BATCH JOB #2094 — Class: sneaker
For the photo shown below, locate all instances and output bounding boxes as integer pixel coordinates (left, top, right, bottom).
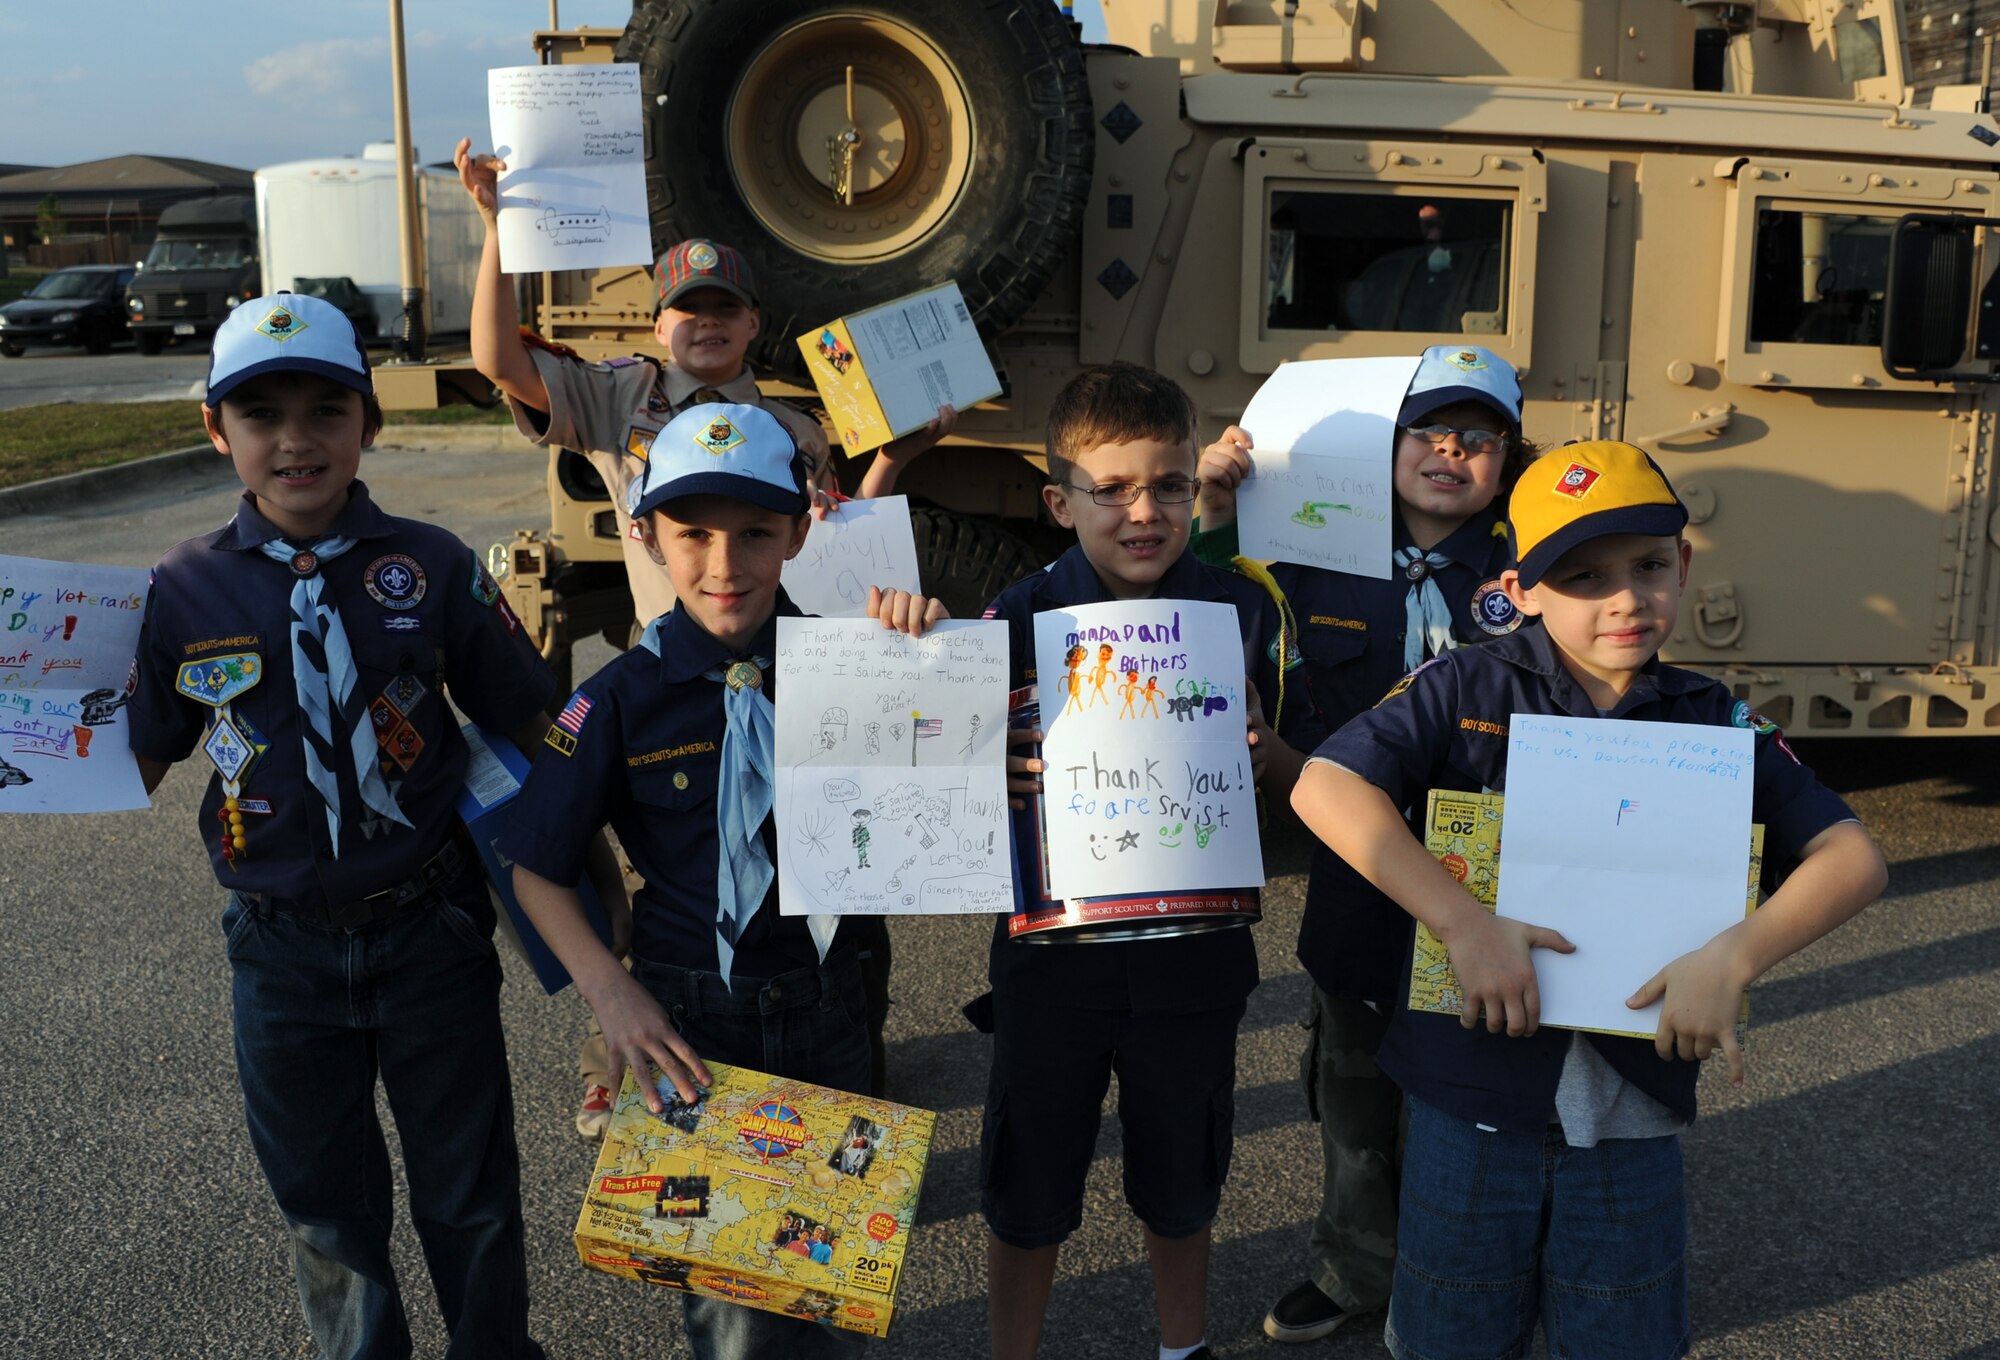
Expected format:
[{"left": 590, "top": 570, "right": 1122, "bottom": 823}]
[
  {"left": 1263, "top": 1280, "right": 1352, "bottom": 1343},
  {"left": 576, "top": 1082, "right": 613, "bottom": 1140}
]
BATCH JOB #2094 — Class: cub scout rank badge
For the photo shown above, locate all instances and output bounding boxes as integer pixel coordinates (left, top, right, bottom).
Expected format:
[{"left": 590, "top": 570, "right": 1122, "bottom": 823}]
[
  {"left": 1470, "top": 580, "right": 1521, "bottom": 635},
  {"left": 176, "top": 653, "right": 261, "bottom": 707},
  {"left": 694, "top": 415, "right": 745, "bottom": 456},
  {"left": 1554, "top": 463, "right": 1600, "bottom": 499},
  {"left": 363, "top": 554, "right": 426, "bottom": 610},
  {"left": 201, "top": 713, "right": 257, "bottom": 787},
  {"left": 1267, "top": 630, "right": 1303, "bottom": 671},
  {"left": 625, "top": 425, "right": 657, "bottom": 463},
  {"left": 370, "top": 676, "right": 429, "bottom": 772},
  {"left": 255, "top": 305, "right": 306, "bottom": 342}
]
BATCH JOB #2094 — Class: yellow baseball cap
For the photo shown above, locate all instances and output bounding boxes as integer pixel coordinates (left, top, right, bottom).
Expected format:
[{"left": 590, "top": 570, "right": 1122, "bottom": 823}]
[{"left": 1508, "top": 441, "right": 1688, "bottom": 587}]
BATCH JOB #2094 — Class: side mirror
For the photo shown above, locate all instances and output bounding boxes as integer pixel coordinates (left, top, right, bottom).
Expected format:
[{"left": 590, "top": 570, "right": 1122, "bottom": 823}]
[{"left": 1881, "top": 214, "right": 1979, "bottom": 380}]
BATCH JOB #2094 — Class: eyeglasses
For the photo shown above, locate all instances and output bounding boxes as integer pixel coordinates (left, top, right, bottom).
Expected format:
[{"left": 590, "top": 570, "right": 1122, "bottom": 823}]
[
  {"left": 1061, "top": 477, "right": 1200, "bottom": 506},
  {"left": 1404, "top": 424, "right": 1510, "bottom": 456}
]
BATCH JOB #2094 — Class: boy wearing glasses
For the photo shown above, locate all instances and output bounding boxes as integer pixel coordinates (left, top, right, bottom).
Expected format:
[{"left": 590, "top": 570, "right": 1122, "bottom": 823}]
[
  {"left": 1190, "top": 345, "right": 1536, "bottom": 1342},
  {"left": 977, "top": 363, "right": 1316, "bottom": 1360}
]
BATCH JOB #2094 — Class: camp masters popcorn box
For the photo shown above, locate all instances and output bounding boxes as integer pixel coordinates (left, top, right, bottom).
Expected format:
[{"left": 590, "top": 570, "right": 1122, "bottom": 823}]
[
  {"left": 797, "top": 280, "right": 1001, "bottom": 454},
  {"left": 575, "top": 1061, "right": 936, "bottom": 1337}
]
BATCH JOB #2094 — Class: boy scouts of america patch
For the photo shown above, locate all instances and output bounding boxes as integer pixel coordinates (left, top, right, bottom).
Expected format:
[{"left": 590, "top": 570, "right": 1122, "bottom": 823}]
[
  {"left": 687, "top": 241, "right": 720, "bottom": 271},
  {"left": 1471, "top": 580, "right": 1521, "bottom": 635},
  {"left": 363, "top": 554, "right": 426, "bottom": 610},
  {"left": 1554, "top": 463, "right": 1600, "bottom": 499},
  {"left": 1447, "top": 349, "right": 1487, "bottom": 371},
  {"left": 255, "top": 306, "right": 306, "bottom": 342},
  {"left": 695, "top": 415, "right": 745, "bottom": 456}
]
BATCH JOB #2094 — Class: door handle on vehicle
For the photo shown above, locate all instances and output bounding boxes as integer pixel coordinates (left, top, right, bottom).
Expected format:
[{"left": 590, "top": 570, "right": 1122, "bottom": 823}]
[{"left": 1631, "top": 405, "right": 1734, "bottom": 447}]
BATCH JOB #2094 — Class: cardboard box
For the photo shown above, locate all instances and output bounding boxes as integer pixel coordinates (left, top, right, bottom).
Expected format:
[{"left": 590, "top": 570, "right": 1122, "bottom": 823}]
[
  {"left": 1412, "top": 789, "right": 1762, "bottom": 1037},
  {"left": 575, "top": 1062, "right": 935, "bottom": 1338},
  {"left": 453, "top": 722, "right": 611, "bottom": 994},
  {"left": 797, "top": 281, "right": 1002, "bottom": 454}
]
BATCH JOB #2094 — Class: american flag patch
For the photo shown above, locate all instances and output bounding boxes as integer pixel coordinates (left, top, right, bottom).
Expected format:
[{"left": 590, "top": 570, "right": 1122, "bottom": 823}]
[
  {"left": 914, "top": 718, "right": 943, "bottom": 739},
  {"left": 556, "top": 691, "right": 594, "bottom": 735}
]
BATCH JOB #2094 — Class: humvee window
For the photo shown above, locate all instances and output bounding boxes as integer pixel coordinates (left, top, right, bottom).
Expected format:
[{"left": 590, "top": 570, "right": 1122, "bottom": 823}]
[
  {"left": 1265, "top": 191, "right": 1510, "bottom": 334},
  {"left": 1748, "top": 208, "right": 1896, "bottom": 348}
]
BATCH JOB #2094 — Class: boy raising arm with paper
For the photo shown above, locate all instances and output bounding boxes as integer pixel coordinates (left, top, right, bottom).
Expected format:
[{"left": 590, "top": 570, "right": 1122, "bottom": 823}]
[{"left": 1290, "top": 440, "right": 1885, "bottom": 1360}]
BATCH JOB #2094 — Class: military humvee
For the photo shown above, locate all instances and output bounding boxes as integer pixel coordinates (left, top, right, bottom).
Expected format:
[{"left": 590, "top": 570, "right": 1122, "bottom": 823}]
[{"left": 377, "top": 0, "right": 2000, "bottom": 734}]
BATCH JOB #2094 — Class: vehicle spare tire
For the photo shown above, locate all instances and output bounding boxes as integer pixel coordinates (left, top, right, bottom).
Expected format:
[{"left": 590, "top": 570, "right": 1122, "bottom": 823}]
[
  {"left": 618, "top": 0, "right": 1092, "bottom": 379},
  {"left": 909, "top": 504, "right": 1047, "bottom": 622}
]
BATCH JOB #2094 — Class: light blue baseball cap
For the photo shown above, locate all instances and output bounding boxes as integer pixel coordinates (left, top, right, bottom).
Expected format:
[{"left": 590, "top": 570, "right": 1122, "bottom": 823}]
[
  {"left": 629, "top": 402, "right": 810, "bottom": 519},
  {"left": 1396, "top": 345, "right": 1522, "bottom": 428},
  {"left": 206, "top": 292, "right": 371, "bottom": 405}
]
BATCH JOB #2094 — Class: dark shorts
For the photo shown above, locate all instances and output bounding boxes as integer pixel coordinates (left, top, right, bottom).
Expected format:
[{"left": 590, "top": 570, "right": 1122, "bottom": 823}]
[{"left": 980, "top": 988, "right": 1245, "bottom": 1250}]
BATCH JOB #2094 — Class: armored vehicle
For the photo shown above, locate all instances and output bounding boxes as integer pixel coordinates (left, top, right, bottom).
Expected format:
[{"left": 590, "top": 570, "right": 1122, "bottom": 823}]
[{"left": 378, "top": 0, "right": 2000, "bottom": 735}]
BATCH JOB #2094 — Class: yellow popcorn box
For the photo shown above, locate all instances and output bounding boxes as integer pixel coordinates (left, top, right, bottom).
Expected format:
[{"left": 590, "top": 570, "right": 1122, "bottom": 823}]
[{"left": 575, "top": 1061, "right": 935, "bottom": 1338}]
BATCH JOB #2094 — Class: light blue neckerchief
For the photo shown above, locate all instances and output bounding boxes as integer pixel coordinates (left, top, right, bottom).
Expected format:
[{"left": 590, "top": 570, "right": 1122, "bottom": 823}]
[
  {"left": 1394, "top": 545, "right": 1458, "bottom": 672},
  {"left": 640, "top": 617, "right": 837, "bottom": 987},
  {"left": 256, "top": 535, "right": 412, "bottom": 855}
]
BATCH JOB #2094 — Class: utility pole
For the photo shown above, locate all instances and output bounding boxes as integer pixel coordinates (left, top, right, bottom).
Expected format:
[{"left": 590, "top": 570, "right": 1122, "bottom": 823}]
[{"left": 388, "top": 0, "right": 427, "bottom": 360}]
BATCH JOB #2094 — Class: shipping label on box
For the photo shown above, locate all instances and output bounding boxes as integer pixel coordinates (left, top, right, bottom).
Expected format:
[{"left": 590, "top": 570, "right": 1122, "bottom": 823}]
[
  {"left": 797, "top": 281, "right": 1002, "bottom": 454},
  {"left": 575, "top": 1061, "right": 936, "bottom": 1338}
]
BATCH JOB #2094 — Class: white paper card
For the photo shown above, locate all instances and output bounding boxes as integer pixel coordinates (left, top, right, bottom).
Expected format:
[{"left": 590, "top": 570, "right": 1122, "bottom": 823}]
[
  {"left": 0, "top": 555, "right": 152, "bottom": 813},
  {"left": 1495, "top": 715, "right": 1755, "bottom": 1036},
  {"left": 488, "top": 64, "right": 651, "bottom": 273},
  {"left": 774, "top": 618, "right": 1011, "bottom": 916},
  {"left": 780, "top": 496, "right": 922, "bottom": 619},
  {"left": 1234, "top": 356, "right": 1417, "bottom": 579},
  {"left": 1032, "top": 600, "right": 1264, "bottom": 898}
]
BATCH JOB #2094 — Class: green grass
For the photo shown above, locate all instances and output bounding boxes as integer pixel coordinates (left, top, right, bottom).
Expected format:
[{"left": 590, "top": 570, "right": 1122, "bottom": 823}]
[
  {"left": 0, "top": 400, "right": 209, "bottom": 491},
  {"left": 0, "top": 399, "right": 517, "bottom": 492}
]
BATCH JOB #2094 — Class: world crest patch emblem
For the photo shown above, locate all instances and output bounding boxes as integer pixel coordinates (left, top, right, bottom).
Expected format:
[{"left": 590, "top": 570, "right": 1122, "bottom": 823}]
[{"left": 694, "top": 415, "right": 745, "bottom": 456}]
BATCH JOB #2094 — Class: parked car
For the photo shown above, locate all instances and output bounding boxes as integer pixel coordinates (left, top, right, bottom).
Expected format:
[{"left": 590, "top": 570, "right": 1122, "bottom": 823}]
[{"left": 0, "top": 265, "right": 136, "bottom": 356}]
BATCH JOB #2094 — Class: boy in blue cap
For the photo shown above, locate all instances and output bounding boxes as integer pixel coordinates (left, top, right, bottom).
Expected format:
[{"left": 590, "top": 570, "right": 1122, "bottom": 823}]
[
  {"left": 127, "top": 292, "right": 556, "bottom": 1359},
  {"left": 1292, "top": 440, "right": 1887, "bottom": 1360},
  {"left": 504, "top": 401, "right": 946, "bottom": 1360},
  {"left": 1191, "top": 344, "right": 1534, "bottom": 1341},
  {"left": 457, "top": 138, "right": 945, "bottom": 1126}
]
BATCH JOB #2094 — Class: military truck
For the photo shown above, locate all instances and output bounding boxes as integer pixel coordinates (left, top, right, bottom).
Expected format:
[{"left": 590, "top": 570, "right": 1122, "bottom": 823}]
[{"left": 378, "top": 0, "right": 2000, "bottom": 735}]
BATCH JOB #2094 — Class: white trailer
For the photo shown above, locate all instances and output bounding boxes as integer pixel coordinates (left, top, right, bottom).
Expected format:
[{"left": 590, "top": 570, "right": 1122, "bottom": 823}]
[{"left": 254, "top": 143, "right": 480, "bottom": 338}]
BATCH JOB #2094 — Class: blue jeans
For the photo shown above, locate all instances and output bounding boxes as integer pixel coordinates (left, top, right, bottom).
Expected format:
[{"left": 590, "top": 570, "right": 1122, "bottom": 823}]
[
  {"left": 224, "top": 865, "right": 543, "bottom": 1360},
  {"left": 633, "top": 951, "right": 873, "bottom": 1360},
  {"left": 1386, "top": 1096, "right": 1690, "bottom": 1360}
]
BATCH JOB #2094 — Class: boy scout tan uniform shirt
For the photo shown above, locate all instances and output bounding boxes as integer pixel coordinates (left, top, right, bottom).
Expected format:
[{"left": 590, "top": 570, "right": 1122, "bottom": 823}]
[{"left": 509, "top": 349, "right": 831, "bottom": 628}]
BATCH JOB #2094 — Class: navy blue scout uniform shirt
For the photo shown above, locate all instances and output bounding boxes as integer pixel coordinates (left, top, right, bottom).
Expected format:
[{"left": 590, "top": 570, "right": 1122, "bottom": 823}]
[
  {"left": 1231, "top": 507, "right": 1524, "bottom": 1003},
  {"left": 503, "top": 591, "right": 837, "bottom": 977},
  {"left": 1314, "top": 623, "right": 1854, "bottom": 1131},
  {"left": 130, "top": 484, "right": 556, "bottom": 904},
  {"left": 983, "top": 545, "right": 1313, "bottom": 1013}
]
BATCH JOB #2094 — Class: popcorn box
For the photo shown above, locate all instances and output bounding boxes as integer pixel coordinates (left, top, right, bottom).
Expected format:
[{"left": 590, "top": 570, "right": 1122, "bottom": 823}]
[
  {"left": 574, "top": 1062, "right": 936, "bottom": 1338},
  {"left": 796, "top": 280, "right": 1001, "bottom": 454}
]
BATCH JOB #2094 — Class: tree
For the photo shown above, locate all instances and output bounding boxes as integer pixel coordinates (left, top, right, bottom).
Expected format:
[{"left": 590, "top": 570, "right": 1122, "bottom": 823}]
[{"left": 35, "top": 194, "right": 60, "bottom": 245}]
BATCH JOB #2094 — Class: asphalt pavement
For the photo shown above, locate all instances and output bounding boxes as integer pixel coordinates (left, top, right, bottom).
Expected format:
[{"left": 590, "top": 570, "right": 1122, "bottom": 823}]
[
  {"left": 0, "top": 343, "right": 210, "bottom": 409},
  {"left": 3, "top": 440, "right": 1998, "bottom": 1359}
]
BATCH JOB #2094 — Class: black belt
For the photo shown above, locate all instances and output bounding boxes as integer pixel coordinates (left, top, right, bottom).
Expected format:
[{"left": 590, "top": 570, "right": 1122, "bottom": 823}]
[{"left": 251, "top": 840, "right": 465, "bottom": 929}]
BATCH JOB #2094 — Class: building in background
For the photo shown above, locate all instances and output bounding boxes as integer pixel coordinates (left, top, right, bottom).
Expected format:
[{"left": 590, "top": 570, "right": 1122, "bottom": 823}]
[{"left": 0, "top": 155, "right": 252, "bottom": 268}]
